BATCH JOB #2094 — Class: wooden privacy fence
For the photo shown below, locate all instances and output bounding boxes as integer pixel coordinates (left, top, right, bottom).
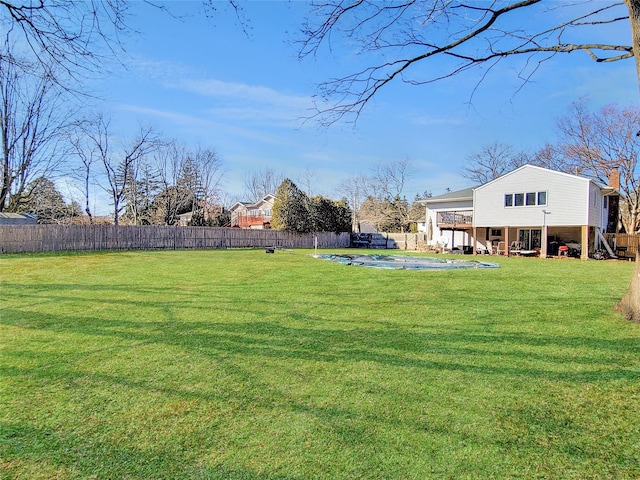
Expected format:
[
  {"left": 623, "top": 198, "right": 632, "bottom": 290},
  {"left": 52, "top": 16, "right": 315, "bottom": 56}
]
[
  {"left": 385, "top": 233, "right": 428, "bottom": 251},
  {"left": 603, "top": 233, "right": 639, "bottom": 258},
  {"left": 0, "top": 225, "right": 351, "bottom": 254}
]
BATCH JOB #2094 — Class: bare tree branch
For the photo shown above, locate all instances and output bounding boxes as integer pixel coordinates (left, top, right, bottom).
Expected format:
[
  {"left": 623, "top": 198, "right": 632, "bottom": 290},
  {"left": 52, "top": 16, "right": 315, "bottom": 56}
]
[
  {"left": 299, "top": 0, "right": 632, "bottom": 125},
  {"left": 0, "top": 49, "right": 73, "bottom": 211},
  {"left": 0, "top": 0, "right": 131, "bottom": 88}
]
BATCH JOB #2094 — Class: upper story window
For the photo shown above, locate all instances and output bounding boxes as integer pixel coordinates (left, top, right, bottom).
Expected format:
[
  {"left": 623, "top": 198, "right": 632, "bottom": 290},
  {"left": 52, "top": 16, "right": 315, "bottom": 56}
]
[
  {"left": 505, "top": 191, "right": 547, "bottom": 208},
  {"left": 538, "top": 191, "right": 547, "bottom": 205}
]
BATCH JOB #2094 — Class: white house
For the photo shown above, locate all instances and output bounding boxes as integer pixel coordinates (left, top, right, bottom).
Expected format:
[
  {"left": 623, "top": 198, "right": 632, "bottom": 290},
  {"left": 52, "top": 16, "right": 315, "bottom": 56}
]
[
  {"left": 422, "top": 186, "right": 476, "bottom": 252},
  {"left": 423, "top": 165, "right": 619, "bottom": 259},
  {"left": 230, "top": 194, "right": 276, "bottom": 229}
]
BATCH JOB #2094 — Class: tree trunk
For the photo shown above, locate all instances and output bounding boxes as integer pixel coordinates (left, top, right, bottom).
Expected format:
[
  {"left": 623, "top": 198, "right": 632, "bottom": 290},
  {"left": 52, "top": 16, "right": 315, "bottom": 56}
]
[
  {"left": 627, "top": 0, "right": 640, "bottom": 86},
  {"left": 617, "top": 1, "right": 640, "bottom": 321},
  {"left": 616, "top": 252, "right": 640, "bottom": 322}
]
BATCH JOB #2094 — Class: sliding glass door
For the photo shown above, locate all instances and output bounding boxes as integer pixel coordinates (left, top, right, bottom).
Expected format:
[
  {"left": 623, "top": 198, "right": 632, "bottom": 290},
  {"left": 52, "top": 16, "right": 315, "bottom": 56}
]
[{"left": 518, "top": 229, "right": 542, "bottom": 250}]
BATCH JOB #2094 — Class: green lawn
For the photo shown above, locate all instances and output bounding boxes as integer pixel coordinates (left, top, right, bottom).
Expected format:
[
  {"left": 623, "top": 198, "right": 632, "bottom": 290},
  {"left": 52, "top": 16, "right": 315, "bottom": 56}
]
[{"left": 1, "top": 249, "right": 639, "bottom": 479}]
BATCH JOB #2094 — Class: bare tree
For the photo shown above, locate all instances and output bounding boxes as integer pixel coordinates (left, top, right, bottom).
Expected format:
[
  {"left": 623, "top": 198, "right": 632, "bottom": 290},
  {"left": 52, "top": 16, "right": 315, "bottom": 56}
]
[
  {"left": 532, "top": 143, "right": 572, "bottom": 174},
  {"left": 299, "top": 1, "right": 634, "bottom": 125},
  {"left": 150, "top": 141, "right": 186, "bottom": 226},
  {"left": 0, "top": 50, "right": 72, "bottom": 212},
  {"left": 111, "top": 127, "right": 158, "bottom": 225},
  {"left": 337, "top": 159, "right": 415, "bottom": 232},
  {"left": 183, "top": 145, "right": 225, "bottom": 219},
  {"left": 296, "top": 167, "right": 318, "bottom": 197},
  {"left": 370, "top": 158, "right": 412, "bottom": 201},
  {"left": 370, "top": 158, "right": 414, "bottom": 231},
  {"left": 68, "top": 118, "right": 101, "bottom": 223},
  {"left": 85, "top": 115, "right": 158, "bottom": 225},
  {"left": 462, "top": 142, "right": 531, "bottom": 185},
  {"left": 336, "top": 174, "right": 370, "bottom": 231},
  {"left": 243, "top": 167, "right": 285, "bottom": 202},
  {"left": 539, "top": 99, "right": 640, "bottom": 233},
  {"left": 149, "top": 141, "right": 224, "bottom": 225}
]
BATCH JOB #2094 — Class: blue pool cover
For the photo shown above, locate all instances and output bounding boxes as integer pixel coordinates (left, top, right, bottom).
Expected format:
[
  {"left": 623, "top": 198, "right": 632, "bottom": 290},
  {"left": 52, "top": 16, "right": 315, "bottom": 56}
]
[{"left": 312, "top": 253, "right": 499, "bottom": 270}]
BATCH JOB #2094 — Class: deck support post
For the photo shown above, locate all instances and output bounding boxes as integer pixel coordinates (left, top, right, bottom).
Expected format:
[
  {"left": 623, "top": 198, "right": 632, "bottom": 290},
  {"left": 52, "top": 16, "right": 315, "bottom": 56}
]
[
  {"left": 581, "top": 225, "right": 589, "bottom": 260},
  {"left": 472, "top": 227, "right": 478, "bottom": 255},
  {"left": 504, "top": 227, "right": 510, "bottom": 256}
]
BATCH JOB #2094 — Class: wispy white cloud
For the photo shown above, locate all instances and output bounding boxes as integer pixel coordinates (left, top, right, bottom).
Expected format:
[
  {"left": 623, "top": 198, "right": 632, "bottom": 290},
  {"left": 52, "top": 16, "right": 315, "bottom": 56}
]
[
  {"left": 118, "top": 104, "right": 289, "bottom": 145},
  {"left": 177, "top": 78, "right": 311, "bottom": 110},
  {"left": 127, "top": 58, "right": 315, "bottom": 126}
]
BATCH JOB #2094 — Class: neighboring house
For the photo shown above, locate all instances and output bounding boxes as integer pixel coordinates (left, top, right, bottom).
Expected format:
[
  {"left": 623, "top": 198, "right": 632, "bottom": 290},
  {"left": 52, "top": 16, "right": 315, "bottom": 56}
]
[
  {"left": 422, "top": 165, "right": 620, "bottom": 259},
  {"left": 230, "top": 194, "right": 276, "bottom": 229},
  {"left": 177, "top": 212, "right": 193, "bottom": 226},
  {"left": 0, "top": 213, "right": 38, "bottom": 225},
  {"left": 177, "top": 204, "right": 227, "bottom": 226},
  {"left": 357, "top": 220, "right": 378, "bottom": 233}
]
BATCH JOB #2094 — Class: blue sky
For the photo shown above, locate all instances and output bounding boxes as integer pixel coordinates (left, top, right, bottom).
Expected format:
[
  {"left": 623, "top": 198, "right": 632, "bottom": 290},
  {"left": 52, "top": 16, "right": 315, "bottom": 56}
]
[{"left": 87, "top": 1, "right": 638, "bottom": 212}]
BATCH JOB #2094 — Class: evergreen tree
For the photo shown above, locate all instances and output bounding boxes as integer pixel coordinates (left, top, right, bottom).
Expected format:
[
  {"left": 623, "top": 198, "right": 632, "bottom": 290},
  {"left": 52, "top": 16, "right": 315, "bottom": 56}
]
[
  {"left": 332, "top": 198, "right": 353, "bottom": 233},
  {"left": 17, "top": 177, "right": 79, "bottom": 223},
  {"left": 272, "top": 179, "right": 311, "bottom": 233},
  {"left": 308, "top": 196, "right": 352, "bottom": 233}
]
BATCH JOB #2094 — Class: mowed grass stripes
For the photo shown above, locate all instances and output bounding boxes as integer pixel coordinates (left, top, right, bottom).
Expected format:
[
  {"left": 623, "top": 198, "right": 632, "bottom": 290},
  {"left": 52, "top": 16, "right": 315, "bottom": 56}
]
[{"left": 1, "top": 249, "right": 638, "bottom": 479}]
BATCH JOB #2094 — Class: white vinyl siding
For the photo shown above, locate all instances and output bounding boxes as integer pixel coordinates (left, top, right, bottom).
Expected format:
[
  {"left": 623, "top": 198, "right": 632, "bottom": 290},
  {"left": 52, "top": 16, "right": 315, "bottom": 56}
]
[
  {"left": 473, "top": 165, "right": 591, "bottom": 227},
  {"left": 588, "top": 182, "right": 607, "bottom": 229},
  {"left": 425, "top": 197, "right": 474, "bottom": 248}
]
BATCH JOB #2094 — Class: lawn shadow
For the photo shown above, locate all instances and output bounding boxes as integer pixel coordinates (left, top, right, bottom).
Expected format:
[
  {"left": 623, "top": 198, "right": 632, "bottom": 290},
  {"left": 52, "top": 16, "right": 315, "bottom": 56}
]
[{"left": 0, "top": 420, "right": 303, "bottom": 480}]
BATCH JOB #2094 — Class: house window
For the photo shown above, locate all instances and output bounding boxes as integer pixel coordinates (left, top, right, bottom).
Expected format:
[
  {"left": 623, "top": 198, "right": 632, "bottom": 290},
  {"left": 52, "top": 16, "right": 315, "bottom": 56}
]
[
  {"left": 491, "top": 229, "right": 502, "bottom": 236},
  {"left": 525, "top": 192, "right": 536, "bottom": 206},
  {"left": 514, "top": 193, "right": 525, "bottom": 206},
  {"left": 538, "top": 191, "right": 547, "bottom": 206},
  {"left": 604, "top": 196, "right": 608, "bottom": 208},
  {"left": 504, "top": 194, "right": 513, "bottom": 207},
  {"left": 505, "top": 191, "right": 548, "bottom": 207}
]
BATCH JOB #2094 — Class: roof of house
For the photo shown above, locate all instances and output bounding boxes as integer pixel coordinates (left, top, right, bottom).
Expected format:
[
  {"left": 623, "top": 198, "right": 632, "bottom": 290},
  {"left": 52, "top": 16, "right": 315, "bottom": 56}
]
[
  {"left": 0, "top": 213, "right": 37, "bottom": 225},
  {"left": 230, "top": 194, "right": 276, "bottom": 212},
  {"left": 422, "top": 186, "right": 477, "bottom": 205}
]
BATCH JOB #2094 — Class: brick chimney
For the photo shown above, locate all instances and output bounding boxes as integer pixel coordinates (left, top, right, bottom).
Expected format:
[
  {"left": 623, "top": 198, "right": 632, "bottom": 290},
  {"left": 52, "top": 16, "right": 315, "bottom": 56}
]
[{"left": 608, "top": 168, "right": 620, "bottom": 190}]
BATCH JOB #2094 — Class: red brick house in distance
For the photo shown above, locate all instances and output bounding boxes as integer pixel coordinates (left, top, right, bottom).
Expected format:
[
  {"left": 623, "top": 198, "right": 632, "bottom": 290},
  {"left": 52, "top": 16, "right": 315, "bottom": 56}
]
[{"left": 229, "top": 194, "right": 275, "bottom": 229}]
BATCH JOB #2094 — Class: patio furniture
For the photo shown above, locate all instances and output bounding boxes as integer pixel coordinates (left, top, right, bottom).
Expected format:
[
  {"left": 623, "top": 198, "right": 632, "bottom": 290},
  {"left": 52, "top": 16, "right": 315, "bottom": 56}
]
[{"left": 510, "top": 241, "right": 524, "bottom": 255}]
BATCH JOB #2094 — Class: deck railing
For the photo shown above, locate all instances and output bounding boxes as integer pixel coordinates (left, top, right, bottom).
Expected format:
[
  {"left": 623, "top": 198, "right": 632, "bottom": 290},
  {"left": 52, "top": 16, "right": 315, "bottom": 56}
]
[
  {"left": 235, "top": 214, "right": 271, "bottom": 228},
  {"left": 436, "top": 211, "right": 473, "bottom": 227}
]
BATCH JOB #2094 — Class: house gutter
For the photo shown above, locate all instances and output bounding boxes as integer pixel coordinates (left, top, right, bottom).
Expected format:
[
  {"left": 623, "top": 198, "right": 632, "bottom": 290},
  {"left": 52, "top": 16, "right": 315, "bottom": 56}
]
[{"left": 421, "top": 196, "right": 474, "bottom": 205}]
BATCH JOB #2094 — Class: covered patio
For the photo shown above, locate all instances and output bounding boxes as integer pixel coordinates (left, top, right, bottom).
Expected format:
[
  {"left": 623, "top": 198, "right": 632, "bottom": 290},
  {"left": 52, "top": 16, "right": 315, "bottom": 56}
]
[{"left": 473, "top": 225, "right": 603, "bottom": 259}]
